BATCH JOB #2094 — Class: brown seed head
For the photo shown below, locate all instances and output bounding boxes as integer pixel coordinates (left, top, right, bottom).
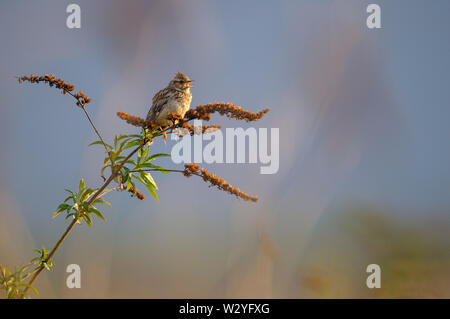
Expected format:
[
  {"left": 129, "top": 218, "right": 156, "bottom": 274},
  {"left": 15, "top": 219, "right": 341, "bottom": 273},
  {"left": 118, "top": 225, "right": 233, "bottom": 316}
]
[
  {"left": 183, "top": 165, "right": 258, "bottom": 202},
  {"left": 185, "top": 102, "right": 270, "bottom": 122}
]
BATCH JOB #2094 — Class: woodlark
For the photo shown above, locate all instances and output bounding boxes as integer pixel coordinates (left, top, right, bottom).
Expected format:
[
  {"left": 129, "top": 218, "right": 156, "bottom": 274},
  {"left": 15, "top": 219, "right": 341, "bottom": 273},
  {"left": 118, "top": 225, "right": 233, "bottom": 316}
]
[{"left": 146, "top": 72, "right": 193, "bottom": 127}]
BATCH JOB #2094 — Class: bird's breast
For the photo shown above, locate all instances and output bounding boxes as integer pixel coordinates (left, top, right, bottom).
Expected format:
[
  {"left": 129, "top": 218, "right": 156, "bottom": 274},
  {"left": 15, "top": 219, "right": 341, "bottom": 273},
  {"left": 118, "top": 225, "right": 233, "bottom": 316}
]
[{"left": 154, "top": 92, "right": 192, "bottom": 126}]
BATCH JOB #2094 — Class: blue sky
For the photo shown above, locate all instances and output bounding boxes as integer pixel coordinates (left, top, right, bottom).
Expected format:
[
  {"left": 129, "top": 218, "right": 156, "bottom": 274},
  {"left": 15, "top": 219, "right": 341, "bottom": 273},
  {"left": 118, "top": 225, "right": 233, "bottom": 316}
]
[
  {"left": 0, "top": 0, "right": 449, "bottom": 297},
  {"left": 1, "top": 0, "right": 449, "bottom": 230}
]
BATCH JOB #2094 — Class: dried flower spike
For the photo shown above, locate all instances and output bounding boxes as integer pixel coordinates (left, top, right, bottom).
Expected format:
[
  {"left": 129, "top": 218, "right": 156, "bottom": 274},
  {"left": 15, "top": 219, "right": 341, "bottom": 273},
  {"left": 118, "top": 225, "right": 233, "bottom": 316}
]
[
  {"left": 117, "top": 112, "right": 154, "bottom": 128},
  {"left": 126, "top": 185, "right": 145, "bottom": 200},
  {"left": 185, "top": 102, "right": 270, "bottom": 122},
  {"left": 178, "top": 123, "right": 221, "bottom": 137},
  {"left": 183, "top": 164, "right": 258, "bottom": 202},
  {"left": 18, "top": 74, "right": 91, "bottom": 107}
]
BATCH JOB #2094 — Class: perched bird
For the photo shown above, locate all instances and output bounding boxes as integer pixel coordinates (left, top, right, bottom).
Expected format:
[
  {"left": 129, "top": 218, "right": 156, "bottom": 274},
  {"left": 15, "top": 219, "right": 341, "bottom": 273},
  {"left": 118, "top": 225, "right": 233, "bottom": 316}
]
[{"left": 146, "top": 72, "right": 193, "bottom": 127}]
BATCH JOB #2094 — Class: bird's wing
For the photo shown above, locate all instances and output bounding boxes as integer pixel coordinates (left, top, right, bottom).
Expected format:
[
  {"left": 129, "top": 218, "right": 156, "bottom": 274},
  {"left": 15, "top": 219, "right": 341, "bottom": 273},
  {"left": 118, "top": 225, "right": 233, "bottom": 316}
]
[{"left": 146, "top": 88, "right": 170, "bottom": 122}]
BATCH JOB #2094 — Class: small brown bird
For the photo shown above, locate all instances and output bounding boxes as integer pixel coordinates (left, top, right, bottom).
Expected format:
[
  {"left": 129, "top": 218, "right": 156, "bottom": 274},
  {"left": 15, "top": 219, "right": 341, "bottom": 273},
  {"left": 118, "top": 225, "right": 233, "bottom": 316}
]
[{"left": 146, "top": 72, "right": 193, "bottom": 127}]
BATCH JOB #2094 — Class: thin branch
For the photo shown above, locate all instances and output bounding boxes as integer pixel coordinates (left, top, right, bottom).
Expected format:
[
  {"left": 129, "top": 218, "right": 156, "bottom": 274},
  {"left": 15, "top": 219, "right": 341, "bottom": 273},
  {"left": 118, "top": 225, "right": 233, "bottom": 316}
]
[
  {"left": 67, "top": 95, "right": 115, "bottom": 180},
  {"left": 22, "top": 142, "right": 147, "bottom": 295},
  {"left": 80, "top": 105, "right": 114, "bottom": 178},
  {"left": 16, "top": 74, "right": 263, "bottom": 298},
  {"left": 131, "top": 168, "right": 182, "bottom": 173},
  {"left": 132, "top": 167, "right": 258, "bottom": 202},
  {"left": 17, "top": 75, "right": 115, "bottom": 178}
]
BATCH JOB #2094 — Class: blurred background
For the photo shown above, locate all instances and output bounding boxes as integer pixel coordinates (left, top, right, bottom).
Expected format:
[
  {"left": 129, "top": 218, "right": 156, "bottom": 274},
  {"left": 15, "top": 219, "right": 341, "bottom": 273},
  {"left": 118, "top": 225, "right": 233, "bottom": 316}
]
[{"left": 0, "top": 0, "right": 449, "bottom": 298}]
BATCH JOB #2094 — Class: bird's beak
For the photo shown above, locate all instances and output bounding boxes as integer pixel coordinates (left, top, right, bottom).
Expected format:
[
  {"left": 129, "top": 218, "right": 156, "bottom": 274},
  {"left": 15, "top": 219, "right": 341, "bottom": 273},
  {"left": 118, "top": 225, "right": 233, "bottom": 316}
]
[{"left": 185, "top": 80, "right": 194, "bottom": 88}]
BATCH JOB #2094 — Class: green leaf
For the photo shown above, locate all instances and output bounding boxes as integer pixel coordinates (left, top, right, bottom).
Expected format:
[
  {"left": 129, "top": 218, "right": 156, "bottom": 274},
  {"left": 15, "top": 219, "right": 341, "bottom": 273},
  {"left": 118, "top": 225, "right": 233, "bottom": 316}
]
[
  {"left": 101, "top": 166, "right": 109, "bottom": 177},
  {"left": 114, "top": 135, "right": 119, "bottom": 150},
  {"left": 79, "top": 179, "right": 86, "bottom": 193},
  {"left": 89, "top": 140, "right": 112, "bottom": 149},
  {"left": 137, "top": 147, "right": 150, "bottom": 165},
  {"left": 63, "top": 195, "right": 73, "bottom": 203},
  {"left": 139, "top": 163, "right": 170, "bottom": 174},
  {"left": 53, "top": 204, "right": 70, "bottom": 218},
  {"left": 1, "top": 265, "right": 11, "bottom": 276},
  {"left": 123, "top": 140, "right": 140, "bottom": 150},
  {"left": 93, "top": 198, "right": 111, "bottom": 207},
  {"left": 89, "top": 207, "right": 106, "bottom": 221},
  {"left": 139, "top": 171, "right": 158, "bottom": 190},
  {"left": 126, "top": 179, "right": 133, "bottom": 191},
  {"left": 125, "top": 159, "right": 137, "bottom": 166},
  {"left": 20, "top": 284, "right": 39, "bottom": 296},
  {"left": 137, "top": 148, "right": 144, "bottom": 165},
  {"left": 148, "top": 153, "right": 170, "bottom": 161},
  {"left": 133, "top": 174, "right": 144, "bottom": 185},
  {"left": 6, "top": 286, "right": 14, "bottom": 299},
  {"left": 109, "top": 150, "right": 117, "bottom": 162},
  {"left": 19, "top": 263, "right": 32, "bottom": 273},
  {"left": 56, "top": 203, "right": 70, "bottom": 210},
  {"left": 116, "top": 134, "right": 128, "bottom": 141},
  {"left": 120, "top": 167, "right": 130, "bottom": 183},
  {"left": 53, "top": 210, "right": 64, "bottom": 219},
  {"left": 118, "top": 136, "right": 134, "bottom": 149},
  {"left": 81, "top": 188, "right": 96, "bottom": 202},
  {"left": 145, "top": 183, "right": 159, "bottom": 202},
  {"left": 83, "top": 213, "right": 93, "bottom": 226},
  {"left": 128, "top": 134, "right": 143, "bottom": 139},
  {"left": 142, "top": 147, "right": 149, "bottom": 161}
]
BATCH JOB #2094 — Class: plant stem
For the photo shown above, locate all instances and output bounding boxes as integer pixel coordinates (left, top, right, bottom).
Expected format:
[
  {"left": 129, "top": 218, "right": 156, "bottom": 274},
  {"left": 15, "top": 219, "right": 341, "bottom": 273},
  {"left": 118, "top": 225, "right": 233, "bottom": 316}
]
[
  {"left": 80, "top": 104, "right": 115, "bottom": 178},
  {"left": 133, "top": 168, "right": 201, "bottom": 177},
  {"left": 22, "top": 142, "right": 146, "bottom": 295}
]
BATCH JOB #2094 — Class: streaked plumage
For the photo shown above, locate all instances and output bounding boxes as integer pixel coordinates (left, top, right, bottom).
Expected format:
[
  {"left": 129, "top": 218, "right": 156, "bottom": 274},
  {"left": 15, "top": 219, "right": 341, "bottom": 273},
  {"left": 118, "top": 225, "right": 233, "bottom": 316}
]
[{"left": 146, "top": 72, "right": 193, "bottom": 127}]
